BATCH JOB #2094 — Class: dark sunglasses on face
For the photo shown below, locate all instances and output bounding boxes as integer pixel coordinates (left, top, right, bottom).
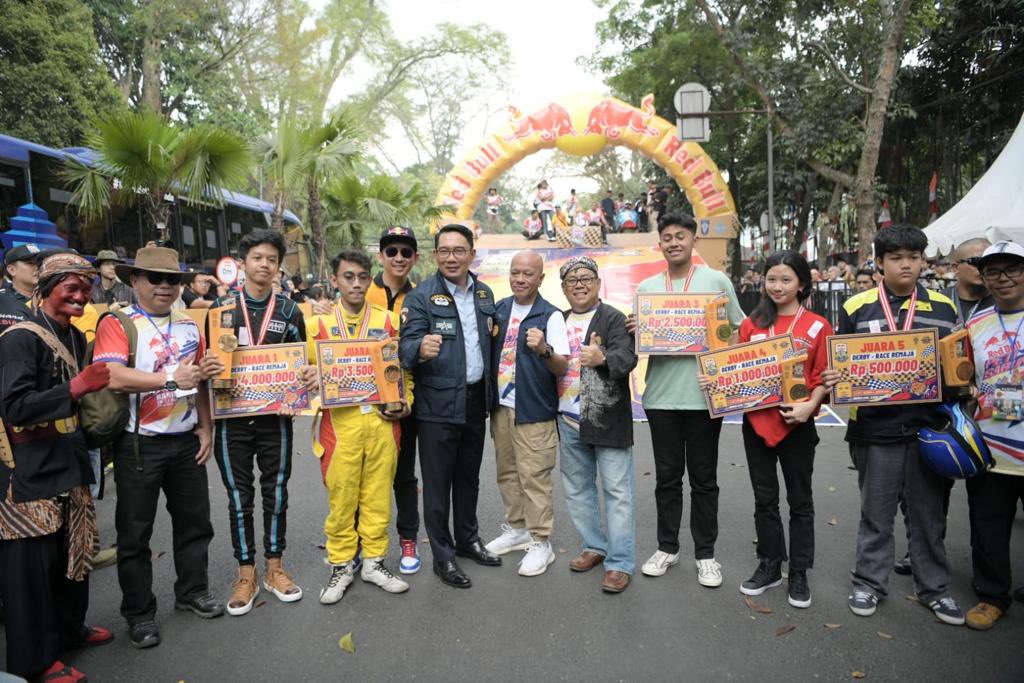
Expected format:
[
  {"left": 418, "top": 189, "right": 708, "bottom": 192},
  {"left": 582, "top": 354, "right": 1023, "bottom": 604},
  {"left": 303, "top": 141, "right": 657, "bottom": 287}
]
[
  {"left": 384, "top": 246, "right": 415, "bottom": 259},
  {"left": 145, "top": 272, "right": 182, "bottom": 286}
]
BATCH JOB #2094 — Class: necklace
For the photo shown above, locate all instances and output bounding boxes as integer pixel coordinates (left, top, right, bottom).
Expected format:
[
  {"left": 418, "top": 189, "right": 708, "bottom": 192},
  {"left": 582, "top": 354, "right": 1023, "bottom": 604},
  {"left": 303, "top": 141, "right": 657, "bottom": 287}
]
[
  {"left": 335, "top": 304, "right": 371, "bottom": 339},
  {"left": 877, "top": 281, "right": 918, "bottom": 332},
  {"left": 664, "top": 264, "right": 701, "bottom": 292},
  {"left": 770, "top": 306, "right": 805, "bottom": 337}
]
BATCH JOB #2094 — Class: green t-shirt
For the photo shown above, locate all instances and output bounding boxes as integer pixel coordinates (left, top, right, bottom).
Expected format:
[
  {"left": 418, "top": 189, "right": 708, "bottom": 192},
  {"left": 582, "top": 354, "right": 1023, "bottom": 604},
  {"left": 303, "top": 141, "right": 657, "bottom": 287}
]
[{"left": 638, "top": 266, "right": 746, "bottom": 411}]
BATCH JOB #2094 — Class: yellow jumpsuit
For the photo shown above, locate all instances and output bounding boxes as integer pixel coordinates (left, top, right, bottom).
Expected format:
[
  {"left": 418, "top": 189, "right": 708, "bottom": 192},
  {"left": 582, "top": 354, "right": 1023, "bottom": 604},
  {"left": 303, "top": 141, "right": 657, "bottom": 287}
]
[{"left": 307, "top": 303, "right": 413, "bottom": 564}]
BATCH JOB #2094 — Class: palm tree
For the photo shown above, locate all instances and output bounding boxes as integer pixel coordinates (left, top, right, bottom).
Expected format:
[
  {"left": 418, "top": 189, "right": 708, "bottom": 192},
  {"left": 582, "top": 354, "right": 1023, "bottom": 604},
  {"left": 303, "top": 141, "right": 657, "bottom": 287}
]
[
  {"left": 63, "top": 111, "right": 250, "bottom": 239},
  {"left": 322, "top": 173, "right": 444, "bottom": 250}
]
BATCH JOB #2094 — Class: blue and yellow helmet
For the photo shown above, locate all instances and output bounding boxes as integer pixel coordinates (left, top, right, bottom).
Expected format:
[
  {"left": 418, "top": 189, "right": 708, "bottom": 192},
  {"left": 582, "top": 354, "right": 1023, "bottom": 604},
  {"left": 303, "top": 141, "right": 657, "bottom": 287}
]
[{"left": 918, "top": 402, "right": 994, "bottom": 479}]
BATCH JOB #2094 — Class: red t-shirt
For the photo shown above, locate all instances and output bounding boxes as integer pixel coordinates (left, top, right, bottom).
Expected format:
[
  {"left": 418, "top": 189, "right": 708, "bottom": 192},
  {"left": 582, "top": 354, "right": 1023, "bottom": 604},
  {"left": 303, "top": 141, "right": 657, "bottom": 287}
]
[{"left": 739, "top": 309, "right": 833, "bottom": 447}]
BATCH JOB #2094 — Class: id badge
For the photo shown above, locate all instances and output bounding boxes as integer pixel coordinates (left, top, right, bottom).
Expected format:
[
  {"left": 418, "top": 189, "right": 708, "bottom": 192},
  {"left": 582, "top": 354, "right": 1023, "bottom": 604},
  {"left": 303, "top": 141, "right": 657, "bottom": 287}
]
[{"left": 992, "top": 384, "right": 1024, "bottom": 421}]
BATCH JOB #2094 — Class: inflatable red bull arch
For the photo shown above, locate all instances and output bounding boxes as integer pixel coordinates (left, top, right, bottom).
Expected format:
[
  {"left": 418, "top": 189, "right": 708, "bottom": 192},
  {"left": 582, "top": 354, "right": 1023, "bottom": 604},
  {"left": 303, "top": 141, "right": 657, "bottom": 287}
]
[{"left": 433, "top": 92, "right": 737, "bottom": 241}]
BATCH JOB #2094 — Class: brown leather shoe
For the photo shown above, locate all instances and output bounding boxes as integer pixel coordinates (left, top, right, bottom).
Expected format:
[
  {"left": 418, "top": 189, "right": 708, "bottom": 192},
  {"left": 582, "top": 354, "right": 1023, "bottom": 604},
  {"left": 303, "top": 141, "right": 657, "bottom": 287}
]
[
  {"left": 601, "top": 570, "right": 630, "bottom": 593},
  {"left": 569, "top": 550, "right": 605, "bottom": 573},
  {"left": 264, "top": 557, "right": 303, "bottom": 603},
  {"left": 227, "top": 565, "right": 259, "bottom": 616}
]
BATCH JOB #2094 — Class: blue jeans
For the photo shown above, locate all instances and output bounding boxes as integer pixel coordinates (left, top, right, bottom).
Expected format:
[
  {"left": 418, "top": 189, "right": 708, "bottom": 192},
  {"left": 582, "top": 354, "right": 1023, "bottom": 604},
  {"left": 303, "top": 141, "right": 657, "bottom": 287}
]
[{"left": 557, "top": 417, "right": 636, "bottom": 574}]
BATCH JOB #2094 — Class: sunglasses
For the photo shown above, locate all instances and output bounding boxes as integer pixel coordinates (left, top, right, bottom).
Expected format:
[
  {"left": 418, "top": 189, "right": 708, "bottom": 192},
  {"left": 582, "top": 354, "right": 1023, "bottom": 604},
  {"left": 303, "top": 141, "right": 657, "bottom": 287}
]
[
  {"left": 145, "top": 272, "right": 182, "bottom": 286},
  {"left": 384, "top": 246, "right": 415, "bottom": 259}
]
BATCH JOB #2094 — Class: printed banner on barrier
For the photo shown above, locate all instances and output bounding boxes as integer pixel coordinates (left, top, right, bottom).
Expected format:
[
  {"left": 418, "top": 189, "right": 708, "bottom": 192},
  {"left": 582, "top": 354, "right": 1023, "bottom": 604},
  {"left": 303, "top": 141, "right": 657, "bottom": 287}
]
[
  {"left": 698, "top": 334, "right": 797, "bottom": 418},
  {"left": 211, "top": 343, "right": 310, "bottom": 419},
  {"left": 315, "top": 338, "right": 405, "bottom": 409},
  {"left": 828, "top": 329, "right": 941, "bottom": 407},
  {"left": 634, "top": 291, "right": 730, "bottom": 355}
]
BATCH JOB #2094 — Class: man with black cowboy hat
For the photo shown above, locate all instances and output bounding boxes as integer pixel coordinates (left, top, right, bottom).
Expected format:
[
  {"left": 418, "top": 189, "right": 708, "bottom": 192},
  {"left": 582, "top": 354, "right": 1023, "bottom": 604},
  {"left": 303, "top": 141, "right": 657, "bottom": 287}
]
[
  {"left": 367, "top": 225, "right": 423, "bottom": 574},
  {"left": 91, "top": 249, "right": 135, "bottom": 309},
  {"left": 92, "top": 246, "right": 225, "bottom": 649}
]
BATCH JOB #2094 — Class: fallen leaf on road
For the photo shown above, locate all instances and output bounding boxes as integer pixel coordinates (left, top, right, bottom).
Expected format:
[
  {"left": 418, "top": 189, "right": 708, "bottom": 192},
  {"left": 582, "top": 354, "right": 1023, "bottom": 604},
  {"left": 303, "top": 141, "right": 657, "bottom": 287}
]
[
  {"left": 643, "top": 471, "right": 651, "bottom": 476},
  {"left": 824, "top": 623, "right": 842, "bottom": 629},
  {"left": 852, "top": 672, "right": 866, "bottom": 679},
  {"left": 557, "top": 548, "right": 567, "bottom": 554},
  {"left": 152, "top": 551, "right": 166, "bottom": 560},
  {"left": 313, "top": 543, "right": 326, "bottom": 549},
  {"left": 775, "top": 624, "right": 796, "bottom": 636},
  {"left": 904, "top": 594, "right": 919, "bottom": 603},
  {"left": 828, "top": 517, "right": 838, "bottom": 526},
  {"left": 730, "top": 462, "right": 745, "bottom": 467},
  {"left": 828, "top": 485, "right": 837, "bottom": 492},
  {"left": 255, "top": 600, "right": 266, "bottom": 609},
  {"left": 876, "top": 631, "right": 893, "bottom": 640},
  {"left": 744, "top": 596, "right": 773, "bottom": 614},
  {"left": 339, "top": 632, "right": 355, "bottom": 654}
]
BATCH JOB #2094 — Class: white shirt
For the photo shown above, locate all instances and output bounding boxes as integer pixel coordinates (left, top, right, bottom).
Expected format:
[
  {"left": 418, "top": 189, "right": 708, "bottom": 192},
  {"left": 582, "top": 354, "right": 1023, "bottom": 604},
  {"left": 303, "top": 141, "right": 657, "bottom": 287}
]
[{"left": 497, "top": 302, "right": 570, "bottom": 409}]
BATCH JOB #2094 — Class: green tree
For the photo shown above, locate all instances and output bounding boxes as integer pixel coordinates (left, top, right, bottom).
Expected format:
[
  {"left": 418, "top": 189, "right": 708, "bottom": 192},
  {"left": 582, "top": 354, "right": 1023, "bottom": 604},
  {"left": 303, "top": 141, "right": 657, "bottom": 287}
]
[
  {"left": 63, "top": 110, "right": 251, "bottom": 234},
  {"left": 0, "top": 0, "right": 123, "bottom": 147},
  {"left": 322, "top": 174, "right": 442, "bottom": 251}
]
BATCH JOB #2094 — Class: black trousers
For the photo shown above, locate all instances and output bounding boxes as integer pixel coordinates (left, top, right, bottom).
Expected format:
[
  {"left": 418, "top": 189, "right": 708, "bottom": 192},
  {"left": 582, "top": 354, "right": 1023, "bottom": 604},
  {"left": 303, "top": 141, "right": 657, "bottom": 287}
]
[
  {"left": 645, "top": 409, "right": 722, "bottom": 558},
  {"left": 966, "top": 471, "right": 1024, "bottom": 611},
  {"left": 213, "top": 415, "right": 293, "bottom": 564},
  {"left": 0, "top": 529, "right": 89, "bottom": 678},
  {"left": 418, "top": 382, "right": 486, "bottom": 564},
  {"left": 113, "top": 431, "right": 213, "bottom": 625},
  {"left": 742, "top": 418, "right": 818, "bottom": 570},
  {"left": 394, "top": 415, "right": 419, "bottom": 541}
]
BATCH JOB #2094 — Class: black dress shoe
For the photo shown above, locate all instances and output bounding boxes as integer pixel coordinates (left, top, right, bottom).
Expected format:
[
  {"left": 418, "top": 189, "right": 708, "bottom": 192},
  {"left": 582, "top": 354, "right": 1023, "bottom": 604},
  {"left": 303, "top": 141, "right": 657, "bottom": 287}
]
[
  {"left": 129, "top": 620, "right": 161, "bottom": 649},
  {"left": 433, "top": 560, "right": 472, "bottom": 588},
  {"left": 455, "top": 540, "right": 502, "bottom": 566},
  {"left": 174, "top": 592, "right": 226, "bottom": 619}
]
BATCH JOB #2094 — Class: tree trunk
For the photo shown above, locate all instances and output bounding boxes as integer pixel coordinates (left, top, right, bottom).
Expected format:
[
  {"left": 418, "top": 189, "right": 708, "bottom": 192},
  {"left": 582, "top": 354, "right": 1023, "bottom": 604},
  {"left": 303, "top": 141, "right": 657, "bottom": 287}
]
[
  {"left": 852, "top": 0, "right": 914, "bottom": 262},
  {"left": 271, "top": 191, "right": 286, "bottom": 233},
  {"left": 307, "top": 180, "right": 327, "bottom": 280},
  {"left": 820, "top": 183, "right": 843, "bottom": 271},
  {"left": 141, "top": 33, "right": 162, "bottom": 114},
  {"left": 793, "top": 172, "right": 818, "bottom": 251}
]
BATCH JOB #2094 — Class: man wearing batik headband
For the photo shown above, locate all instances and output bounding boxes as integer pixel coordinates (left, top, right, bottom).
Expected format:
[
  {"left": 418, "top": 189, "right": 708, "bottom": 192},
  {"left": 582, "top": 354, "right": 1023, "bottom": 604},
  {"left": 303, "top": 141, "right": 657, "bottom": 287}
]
[
  {"left": 556, "top": 256, "right": 638, "bottom": 593},
  {"left": 0, "top": 252, "right": 113, "bottom": 683}
]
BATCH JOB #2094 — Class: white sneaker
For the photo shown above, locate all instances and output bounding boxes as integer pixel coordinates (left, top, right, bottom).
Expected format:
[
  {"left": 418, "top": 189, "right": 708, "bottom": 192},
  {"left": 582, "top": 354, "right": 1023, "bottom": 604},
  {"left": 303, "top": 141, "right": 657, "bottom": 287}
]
[
  {"left": 641, "top": 550, "right": 679, "bottom": 577},
  {"left": 484, "top": 524, "right": 532, "bottom": 555},
  {"left": 361, "top": 557, "right": 409, "bottom": 594},
  {"left": 518, "top": 539, "right": 555, "bottom": 576},
  {"left": 696, "top": 558, "right": 723, "bottom": 587},
  {"left": 319, "top": 563, "right": 354, "bottom": 605}
]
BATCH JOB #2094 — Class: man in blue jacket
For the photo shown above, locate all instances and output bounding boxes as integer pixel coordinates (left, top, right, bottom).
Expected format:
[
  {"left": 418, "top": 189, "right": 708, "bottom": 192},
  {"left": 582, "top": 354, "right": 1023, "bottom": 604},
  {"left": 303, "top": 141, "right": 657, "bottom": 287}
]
[
  {"left": 398, "top": 224, "right": 501, "bottom": 588},
  {"left": 484, "top": 252, "right": 569, "bottom": 577}
]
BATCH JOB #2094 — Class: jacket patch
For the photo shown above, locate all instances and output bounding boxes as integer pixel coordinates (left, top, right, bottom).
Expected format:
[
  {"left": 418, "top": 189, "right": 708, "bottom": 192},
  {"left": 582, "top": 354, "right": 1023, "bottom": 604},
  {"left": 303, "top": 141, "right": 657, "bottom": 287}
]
[
  {"left": 431, "top": 294, "right": 452, "bottom": 307},
  {"left": 267, "top": 320, "right": 286, "bottom": 334},
  {"left": 433, "top": 319, "right": 457, "bottom": 337}
]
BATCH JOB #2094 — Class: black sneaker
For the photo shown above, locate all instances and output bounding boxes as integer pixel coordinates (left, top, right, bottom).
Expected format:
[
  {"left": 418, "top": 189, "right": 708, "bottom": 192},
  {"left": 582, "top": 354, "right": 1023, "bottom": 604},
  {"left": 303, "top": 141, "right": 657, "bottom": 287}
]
[
  {"left": 928, "top": 596, "right": 965, "bottom": 626},
  {"left": 787, "top": 570, "right": 812, "bottom": 608},
  {"left": 894, "top": 553, "right": 912, "bottom": 575},
  {"left": 739, "top": 559, "right": 782, "bottom": 596},
  {"left": 128, "top": 620, "right": 160, "bottom": 649},
  {"left": 174, "top": 592, "right": 226, "bottom": 619}
]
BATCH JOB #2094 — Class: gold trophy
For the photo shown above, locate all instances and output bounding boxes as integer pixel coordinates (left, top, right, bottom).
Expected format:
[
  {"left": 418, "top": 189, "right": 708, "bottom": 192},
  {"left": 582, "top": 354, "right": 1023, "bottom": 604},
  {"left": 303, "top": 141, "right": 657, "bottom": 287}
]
[
  {"left": 780, "top": 354, "right": 810, "bottom": 403},
  {"left": 938, "top": 328, "right": 974, "bottom": 394},
  {"left": 209, "top": 303, "right": 238, "bottom": 389},
  {"left": 703, "top": 294, "right": 732, "bottom": 350},
  {"left": 373, "top": 339, "right": 404, "bottom": 413}
]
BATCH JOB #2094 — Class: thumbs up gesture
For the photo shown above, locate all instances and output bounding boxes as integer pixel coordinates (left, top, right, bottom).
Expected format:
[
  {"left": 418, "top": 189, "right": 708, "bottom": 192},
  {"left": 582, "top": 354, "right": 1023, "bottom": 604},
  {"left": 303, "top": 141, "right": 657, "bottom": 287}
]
[{"left": 579, "top": 332, "right": 606, "bottom": 368}]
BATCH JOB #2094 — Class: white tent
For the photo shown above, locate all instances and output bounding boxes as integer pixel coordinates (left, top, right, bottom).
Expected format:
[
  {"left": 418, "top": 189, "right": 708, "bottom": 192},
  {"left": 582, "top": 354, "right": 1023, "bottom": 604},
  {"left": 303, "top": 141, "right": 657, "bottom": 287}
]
[{"left": 923, "top": 113, "right": 1024, "bottom": 256}]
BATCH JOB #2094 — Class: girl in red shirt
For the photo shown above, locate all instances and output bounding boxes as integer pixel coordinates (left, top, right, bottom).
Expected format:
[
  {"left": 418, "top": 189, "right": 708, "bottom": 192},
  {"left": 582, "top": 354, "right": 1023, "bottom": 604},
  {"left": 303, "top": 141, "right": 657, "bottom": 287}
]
[{"left": 737, "top": 250, "right": 832, "bottom": 609}]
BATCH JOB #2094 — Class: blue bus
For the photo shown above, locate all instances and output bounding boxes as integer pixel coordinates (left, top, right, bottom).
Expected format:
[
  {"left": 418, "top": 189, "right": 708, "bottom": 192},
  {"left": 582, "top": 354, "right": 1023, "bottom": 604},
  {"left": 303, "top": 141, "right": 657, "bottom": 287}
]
[{"left": 0, "top": 133, "right": 314, "bottom": 278}]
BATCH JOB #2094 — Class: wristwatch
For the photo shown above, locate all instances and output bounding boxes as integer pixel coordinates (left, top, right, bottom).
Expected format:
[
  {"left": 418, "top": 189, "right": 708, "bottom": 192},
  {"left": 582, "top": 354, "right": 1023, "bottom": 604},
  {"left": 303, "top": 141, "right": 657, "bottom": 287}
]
[
  {"left": 164, "top": 369, "right": 178, "bottom": 391},
  {"left": 539, "top": 344, "right": 553, "bottom": 360}
]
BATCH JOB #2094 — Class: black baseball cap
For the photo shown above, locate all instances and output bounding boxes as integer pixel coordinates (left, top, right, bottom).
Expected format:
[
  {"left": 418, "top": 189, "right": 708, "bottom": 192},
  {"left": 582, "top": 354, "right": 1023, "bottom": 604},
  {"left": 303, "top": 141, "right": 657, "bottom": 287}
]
[
  {"left": 380, "top": 226, "right": 418, "bottom": 251},
  {"left": 3, "top": 243, "right": 44, "bottom": 266}
]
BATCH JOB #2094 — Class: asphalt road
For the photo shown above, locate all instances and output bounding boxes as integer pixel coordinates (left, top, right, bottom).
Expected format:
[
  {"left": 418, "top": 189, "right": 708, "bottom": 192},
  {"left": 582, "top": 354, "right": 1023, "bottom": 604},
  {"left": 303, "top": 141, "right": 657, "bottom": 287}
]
[{"left": 10, "top": 411, "right": 1024, "bottom": 682}]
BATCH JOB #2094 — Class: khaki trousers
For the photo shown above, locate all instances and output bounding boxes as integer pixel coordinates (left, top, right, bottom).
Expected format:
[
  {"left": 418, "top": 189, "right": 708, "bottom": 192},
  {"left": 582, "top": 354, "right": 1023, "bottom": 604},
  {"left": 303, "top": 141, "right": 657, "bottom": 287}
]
[{"left": 490, "top": 406, "right": 558, "bottom": 538}]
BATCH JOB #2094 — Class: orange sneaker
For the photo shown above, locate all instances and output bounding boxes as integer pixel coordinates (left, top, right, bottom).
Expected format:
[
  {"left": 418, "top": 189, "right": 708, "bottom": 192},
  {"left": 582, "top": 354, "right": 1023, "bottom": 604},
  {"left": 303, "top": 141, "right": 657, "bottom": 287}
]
[
  {"left": 264, "top": 557, "right": 303, "bottom": 603},
  {"left": 966, "top": 602, "right": 1003, "bottom": 631},
  {"left": 227, "top": 565, "right": 259, "bottom": 616}
]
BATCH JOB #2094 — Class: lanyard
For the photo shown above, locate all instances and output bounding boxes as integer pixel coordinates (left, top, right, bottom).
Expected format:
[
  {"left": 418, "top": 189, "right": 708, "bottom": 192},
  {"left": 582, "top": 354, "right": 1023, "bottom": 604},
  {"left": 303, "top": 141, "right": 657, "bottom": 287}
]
[
  {"left": 138, "top": 307, "right": 173, "bottom": 347},
  {"left": 665, "top": 265, "right": 700, "bottom": 293},
  {"left": 238, "top": 291, "right": 277, "bottom": 347},
  {"left": 996, "top": 309, "right": 1024, "bottom": 368},
  {"left": 335, "top": 304, "right": 371, "bottom": 340},
  {"left": 770, "top": 306, "right": 805, "bottom": 337},
  {"left": 878, "top": 282, "right": 918, "bottom": 332}
]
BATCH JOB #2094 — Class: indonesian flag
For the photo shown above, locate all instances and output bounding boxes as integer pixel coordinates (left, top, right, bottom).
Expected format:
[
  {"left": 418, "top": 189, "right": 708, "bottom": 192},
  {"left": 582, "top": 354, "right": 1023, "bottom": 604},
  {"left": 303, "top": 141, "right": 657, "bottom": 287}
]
[
  {"left": 928, "top": 172, "right": 939, "bottom": 224},
  {"left": 878, "top": 199, "right": 892, "bottom": 228}
]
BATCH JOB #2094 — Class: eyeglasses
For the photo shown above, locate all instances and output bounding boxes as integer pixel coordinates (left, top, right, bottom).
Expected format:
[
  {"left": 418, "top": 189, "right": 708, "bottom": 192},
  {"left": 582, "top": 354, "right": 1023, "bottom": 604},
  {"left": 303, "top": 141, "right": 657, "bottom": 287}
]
[
  {"left": 954, "top": 257, "right": 982, "bottom": 268},
  {"left": 145, "top": 272, "right": 182, "bottom": 286},
  {"left": 384, "top": 246, "right": 415, "bottom": 259},
  {"left": 563, "top": 275, "right": 597, "bottom": 287},
  {"left": 435, "top": 247, "right": 469, "bottom": 258},
  {"left": 980, "top": 264, "right": 1024, "bottom": 281},
  {"left": 339, "top": 272, "right": 371, "bottom": 283}
]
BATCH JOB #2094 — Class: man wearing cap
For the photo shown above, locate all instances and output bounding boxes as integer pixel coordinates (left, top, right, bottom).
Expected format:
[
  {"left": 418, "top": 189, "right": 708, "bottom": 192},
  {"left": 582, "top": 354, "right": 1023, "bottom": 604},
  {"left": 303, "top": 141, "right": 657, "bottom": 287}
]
[
  {"left": 399, "top": 223, "right": 501, "bottom": 588},
  {"left": 91, "top": 250, "right": 135, "bottom": 309},
  {"left": 92, "top": 246, "right": 224, "bottom": 649},
  {"left": 483, "top": 252, "right": 569, "bottom": 577},
  {"left": 556, "top": 256, "right": 638, "bottom": 593},
  {"left": 1, "top": 244, "right": 41, "bottom": 332},
  {"left": 962, "top": 240, "right": 1024, "bottom": 631},
  {"left": 368, "top": 226, "right": 423, "bottom": 574}
]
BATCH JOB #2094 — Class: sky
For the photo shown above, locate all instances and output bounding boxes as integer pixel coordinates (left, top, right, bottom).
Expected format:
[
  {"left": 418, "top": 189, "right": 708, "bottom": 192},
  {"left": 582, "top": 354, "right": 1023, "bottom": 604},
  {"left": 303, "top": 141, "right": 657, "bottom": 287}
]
[{"left": 317, "top": 0, "right": 614, "bottom": 198}]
